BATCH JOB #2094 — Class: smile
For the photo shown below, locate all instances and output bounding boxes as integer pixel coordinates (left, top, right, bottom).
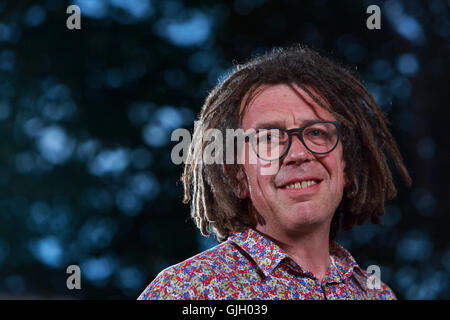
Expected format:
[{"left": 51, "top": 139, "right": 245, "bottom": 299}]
[{"left": 280, "top": 180, "right": 319, "bottom": 189}]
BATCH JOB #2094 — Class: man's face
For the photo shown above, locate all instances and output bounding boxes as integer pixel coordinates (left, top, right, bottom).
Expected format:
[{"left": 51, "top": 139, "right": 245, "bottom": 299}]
[{"left": 238, "top": 84, "right": 347, "bottom": 238}]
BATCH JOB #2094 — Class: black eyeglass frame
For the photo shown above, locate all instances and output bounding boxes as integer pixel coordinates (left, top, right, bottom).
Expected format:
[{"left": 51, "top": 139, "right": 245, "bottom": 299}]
[{"left": 244, "top": 120, "right": 343, "bottom": 161}]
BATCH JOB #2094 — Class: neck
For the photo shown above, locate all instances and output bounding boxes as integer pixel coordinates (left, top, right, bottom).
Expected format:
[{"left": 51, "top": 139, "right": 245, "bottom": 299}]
[{"left": 255, "top": 223, "right": 332, "bottom": 282}]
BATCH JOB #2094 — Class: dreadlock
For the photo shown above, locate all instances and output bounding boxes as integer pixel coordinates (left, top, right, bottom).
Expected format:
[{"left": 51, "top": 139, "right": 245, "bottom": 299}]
[{"left": 181, "top": 44, "right": 412, "bottom": 242}]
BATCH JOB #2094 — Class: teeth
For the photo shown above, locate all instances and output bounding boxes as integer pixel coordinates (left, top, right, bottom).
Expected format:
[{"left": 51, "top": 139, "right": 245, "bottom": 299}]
[{"left": 282, "top": 180, "right": 317, "bottom": 189}]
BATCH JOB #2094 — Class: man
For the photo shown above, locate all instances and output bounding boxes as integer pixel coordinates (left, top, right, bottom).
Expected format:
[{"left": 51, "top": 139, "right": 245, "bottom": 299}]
[{"left": 138, "top": 45, "right": 411, "bottom": 300}]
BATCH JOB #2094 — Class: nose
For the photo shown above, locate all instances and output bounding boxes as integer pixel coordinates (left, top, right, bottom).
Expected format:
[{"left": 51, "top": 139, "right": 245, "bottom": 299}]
[{"left": 282, "top": 131, "right": 314, "bottom": 165}]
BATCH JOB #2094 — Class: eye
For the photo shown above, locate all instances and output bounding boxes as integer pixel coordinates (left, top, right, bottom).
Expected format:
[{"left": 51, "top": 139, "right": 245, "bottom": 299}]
[
  {"left": 256, "top": 132, "right": 271, "bottom": 143},
  {"left": 255, "top": 129, "right": 279, "bottom": 144},
  {"left": 309, "top": 129, "right": 323, "bottom": 137}
]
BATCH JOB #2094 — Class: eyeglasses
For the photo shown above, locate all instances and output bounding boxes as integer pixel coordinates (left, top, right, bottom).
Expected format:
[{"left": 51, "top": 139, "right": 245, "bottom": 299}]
[{"left": 244, "top": 120, "right": 342, "bottom": 161}]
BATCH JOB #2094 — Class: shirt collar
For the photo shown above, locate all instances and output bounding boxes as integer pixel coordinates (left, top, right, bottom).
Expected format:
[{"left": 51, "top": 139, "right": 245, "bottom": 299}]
[
  {"left": 325, "top": 241, "right": 364, "bottom": 284},
  {"left": 229, "top": 227, "right": 365, "bottom": 283},
  {"left": 229, "top": 228, "right": 289, "bottom": 277}
]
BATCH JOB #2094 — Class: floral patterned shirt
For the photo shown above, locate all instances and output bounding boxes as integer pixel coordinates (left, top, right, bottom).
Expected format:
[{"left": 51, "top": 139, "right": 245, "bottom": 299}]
[{"left": 138, "top": 228, "right": 396, "bottom": 300}]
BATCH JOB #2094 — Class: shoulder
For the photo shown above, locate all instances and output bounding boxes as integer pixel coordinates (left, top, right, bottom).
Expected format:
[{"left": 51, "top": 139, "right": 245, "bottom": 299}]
[
  {"left": 331, "top": 242, "right": 397, "bottom": 300},
  {"left": 352, "top": 267, "right": 397, "bottom": 300},
  {"left": 138, "top": 240, "right": 236, "bottom": 300}
]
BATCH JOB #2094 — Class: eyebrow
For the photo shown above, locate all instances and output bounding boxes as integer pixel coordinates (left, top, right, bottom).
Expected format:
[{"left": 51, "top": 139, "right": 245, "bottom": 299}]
[{"left": 253, "top": 119, "right": 322, "bottom": 130}]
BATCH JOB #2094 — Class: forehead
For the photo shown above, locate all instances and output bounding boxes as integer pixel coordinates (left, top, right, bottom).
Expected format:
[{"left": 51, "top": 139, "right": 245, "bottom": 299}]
[{"left": 240, "top": 84, "right": 335, "bottom": 129}]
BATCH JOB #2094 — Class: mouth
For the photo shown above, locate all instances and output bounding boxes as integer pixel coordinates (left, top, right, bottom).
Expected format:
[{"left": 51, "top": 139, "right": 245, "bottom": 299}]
[
  {"left": 280, "top": 179, "right": 320, "bottom": 190},
  {"left": 277, "top": 178, "right": 322, "bottom": 196}
]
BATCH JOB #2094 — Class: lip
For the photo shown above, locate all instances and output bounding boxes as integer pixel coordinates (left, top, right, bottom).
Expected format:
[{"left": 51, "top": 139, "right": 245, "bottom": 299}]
[
  {"left": 276, "top": 176, "right": 323, "bottom": 189},
  {"left": 277, "top": 180, "right": 321, "bottom": 198}
]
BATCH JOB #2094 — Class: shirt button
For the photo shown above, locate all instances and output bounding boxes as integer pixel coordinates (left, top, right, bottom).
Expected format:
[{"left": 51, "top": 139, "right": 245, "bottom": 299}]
[{"left": 321, "top": 283, "right": 328, "bottom": 299}]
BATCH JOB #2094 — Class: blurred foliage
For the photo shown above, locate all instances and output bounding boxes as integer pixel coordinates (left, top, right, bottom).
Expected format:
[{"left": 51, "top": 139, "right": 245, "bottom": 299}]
[{"left": 0, "top": 0, "right": 449, "bottom": 299}]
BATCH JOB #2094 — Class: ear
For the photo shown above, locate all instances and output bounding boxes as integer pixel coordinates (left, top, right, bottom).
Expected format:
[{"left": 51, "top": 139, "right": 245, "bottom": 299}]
[
  {"left": 223, "top": 164, "right": 249, "bottom": 199},
  {"left": 235, "top": 167, "right": 249, "bottom": 199},
  {"left": 344, "top": 173, "right": 350, "bottom": 188}
]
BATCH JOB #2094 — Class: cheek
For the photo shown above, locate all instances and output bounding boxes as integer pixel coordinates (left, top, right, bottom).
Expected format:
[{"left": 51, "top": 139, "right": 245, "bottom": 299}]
[
  {"left": 331, "top": 146, "right": 346, "bottom": 182},
  {"left": 321, "top": 152, "right": 346, "bottom": 189},
  {"left": 244, "top": 162, "right": 275, "bottom": 199},
  {"left": 242, "top": 143, "right": 278, "bottom": 191}
]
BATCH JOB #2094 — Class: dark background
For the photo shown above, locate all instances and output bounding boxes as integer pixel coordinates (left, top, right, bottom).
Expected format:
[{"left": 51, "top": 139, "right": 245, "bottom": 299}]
[{"left": 0, "top": 0, "right": 449, "bottom": 299}]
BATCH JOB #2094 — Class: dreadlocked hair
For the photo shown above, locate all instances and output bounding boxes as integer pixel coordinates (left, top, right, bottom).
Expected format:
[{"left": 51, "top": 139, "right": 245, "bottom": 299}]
[{"left": 181, "top": 44, "right": 412, "bottom": 242}]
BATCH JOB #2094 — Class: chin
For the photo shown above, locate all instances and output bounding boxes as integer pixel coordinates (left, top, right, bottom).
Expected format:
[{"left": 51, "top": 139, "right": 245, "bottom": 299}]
[{"left": 288, "top": 204, "right": 329, "bottom": 226}]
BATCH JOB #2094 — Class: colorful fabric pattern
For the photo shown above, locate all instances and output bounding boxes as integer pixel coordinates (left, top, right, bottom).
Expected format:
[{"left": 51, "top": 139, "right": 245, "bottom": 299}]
[{"left": 138, "top": 228, "right": 396, "bottom": 300}]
